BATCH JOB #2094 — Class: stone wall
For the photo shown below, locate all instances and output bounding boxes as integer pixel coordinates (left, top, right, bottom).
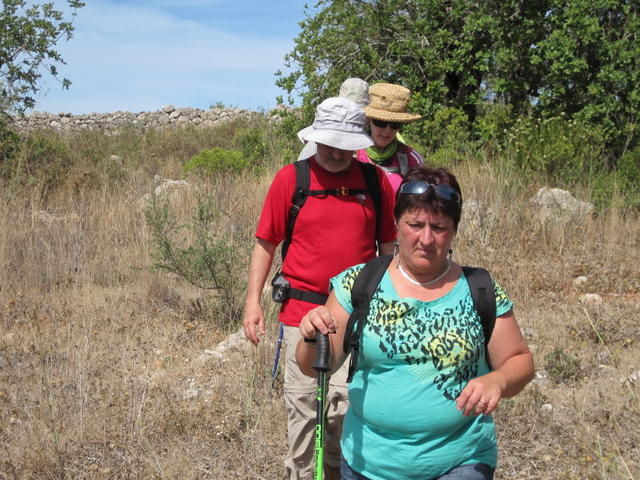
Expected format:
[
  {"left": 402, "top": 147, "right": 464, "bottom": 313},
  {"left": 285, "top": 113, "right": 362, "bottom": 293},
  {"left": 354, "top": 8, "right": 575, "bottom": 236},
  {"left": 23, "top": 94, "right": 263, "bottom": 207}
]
[{"left": 10, "top": 105, "right": 269, "bottom": 132}]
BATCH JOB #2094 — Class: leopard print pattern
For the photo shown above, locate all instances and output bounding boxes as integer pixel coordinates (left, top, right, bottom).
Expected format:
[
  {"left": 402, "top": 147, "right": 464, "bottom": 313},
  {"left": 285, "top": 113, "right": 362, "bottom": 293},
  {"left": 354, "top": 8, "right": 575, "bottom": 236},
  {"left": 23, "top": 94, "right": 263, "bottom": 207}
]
[{"left": 340, "top": 265, "right": 510, "bottom": 402}]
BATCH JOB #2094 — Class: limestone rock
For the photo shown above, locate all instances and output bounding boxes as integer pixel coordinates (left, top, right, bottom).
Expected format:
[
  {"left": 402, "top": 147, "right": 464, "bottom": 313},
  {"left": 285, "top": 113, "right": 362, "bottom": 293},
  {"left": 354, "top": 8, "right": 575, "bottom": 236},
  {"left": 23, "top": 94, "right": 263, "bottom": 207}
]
[
  {"left": 11, "top": 105, "right": 260, "bottom": 132},
  {"left": 529, "top": 187, "right": 594, "bottom": 222},
  {"left": 459, "top": 199, "right": 496, "bottom": 244},
  {"left": 579, "top": 293, "right": 603, "bottom": 305},
  {"left": 572, "top": 276, "right": 588, "bottom": 289}
]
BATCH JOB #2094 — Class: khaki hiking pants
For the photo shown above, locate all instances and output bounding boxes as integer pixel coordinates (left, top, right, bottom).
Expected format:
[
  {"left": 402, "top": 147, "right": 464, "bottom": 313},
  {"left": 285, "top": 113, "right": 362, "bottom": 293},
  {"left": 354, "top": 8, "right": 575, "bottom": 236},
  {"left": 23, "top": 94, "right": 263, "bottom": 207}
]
[{"left": 282, "top": 325, "right": 349, "bottom": 480}]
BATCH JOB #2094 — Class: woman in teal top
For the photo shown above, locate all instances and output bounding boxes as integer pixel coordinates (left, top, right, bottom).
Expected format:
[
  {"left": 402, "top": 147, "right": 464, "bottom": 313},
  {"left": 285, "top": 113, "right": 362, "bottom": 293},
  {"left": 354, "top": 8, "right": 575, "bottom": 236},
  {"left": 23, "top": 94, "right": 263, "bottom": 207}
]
[{"left": 296, "top": 167, "right": 534, "bottom": 480}]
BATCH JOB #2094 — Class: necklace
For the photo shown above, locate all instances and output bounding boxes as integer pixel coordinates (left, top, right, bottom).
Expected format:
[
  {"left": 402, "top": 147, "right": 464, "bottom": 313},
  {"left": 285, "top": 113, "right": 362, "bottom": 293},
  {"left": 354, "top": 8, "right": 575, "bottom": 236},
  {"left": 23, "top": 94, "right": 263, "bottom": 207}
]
[{"left": 397, "top": 258, "right": 451, "bottom": 287}]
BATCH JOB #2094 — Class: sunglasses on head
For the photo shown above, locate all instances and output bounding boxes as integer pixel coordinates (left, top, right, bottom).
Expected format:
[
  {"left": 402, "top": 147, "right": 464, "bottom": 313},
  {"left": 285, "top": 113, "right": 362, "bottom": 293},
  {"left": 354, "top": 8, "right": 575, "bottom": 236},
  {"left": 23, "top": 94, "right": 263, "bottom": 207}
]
[
  {"left": 371, "top": 119, "right": 403, "bottom": 130},
  {"left": 398, "top": 181, "right": 462, "bottom": 205}
]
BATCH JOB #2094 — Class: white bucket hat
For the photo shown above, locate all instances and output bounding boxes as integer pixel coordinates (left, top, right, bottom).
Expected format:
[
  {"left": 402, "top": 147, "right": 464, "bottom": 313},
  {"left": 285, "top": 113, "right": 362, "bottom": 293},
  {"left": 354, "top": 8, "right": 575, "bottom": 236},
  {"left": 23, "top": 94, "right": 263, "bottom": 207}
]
[
  {"left": 338, "top": 78, "right": 370, "bottom": 108},
  {"left": 297, "top": 97, "right": 373, "bottom": 160}
]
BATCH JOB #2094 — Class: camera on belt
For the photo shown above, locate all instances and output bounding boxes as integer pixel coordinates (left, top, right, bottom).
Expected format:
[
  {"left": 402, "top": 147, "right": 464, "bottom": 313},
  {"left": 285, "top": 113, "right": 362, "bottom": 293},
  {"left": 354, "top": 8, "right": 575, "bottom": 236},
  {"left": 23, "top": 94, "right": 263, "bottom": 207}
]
[{"left": 271, "top": 272, "right": 290, "bottom": 303}]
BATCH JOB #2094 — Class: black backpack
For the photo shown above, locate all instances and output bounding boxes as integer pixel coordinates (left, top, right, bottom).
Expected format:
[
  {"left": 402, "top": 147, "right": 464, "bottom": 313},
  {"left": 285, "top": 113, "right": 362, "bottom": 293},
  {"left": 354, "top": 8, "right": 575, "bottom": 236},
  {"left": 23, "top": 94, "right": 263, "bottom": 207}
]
[
  {"left": 342, "top": 254, "right": 497, "bottom": 382},
  {"left": 272, "top": 158, "right": 382, "bottom": 306}
]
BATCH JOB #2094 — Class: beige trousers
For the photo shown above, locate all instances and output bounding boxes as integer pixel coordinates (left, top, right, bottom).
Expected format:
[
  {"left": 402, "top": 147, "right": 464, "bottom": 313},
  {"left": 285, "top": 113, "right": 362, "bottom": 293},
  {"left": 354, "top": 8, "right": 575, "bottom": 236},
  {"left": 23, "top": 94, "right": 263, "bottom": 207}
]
[{"left": 282, "top": 325, "right": 349, "bottom": 480}]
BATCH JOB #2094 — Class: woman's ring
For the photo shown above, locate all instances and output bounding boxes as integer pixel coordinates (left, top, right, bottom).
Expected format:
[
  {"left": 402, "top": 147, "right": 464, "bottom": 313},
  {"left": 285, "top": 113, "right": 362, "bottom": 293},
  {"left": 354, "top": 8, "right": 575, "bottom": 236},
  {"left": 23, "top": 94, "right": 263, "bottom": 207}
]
[{"left": 478, "top": 400, "right": 487, "bottom": 405}]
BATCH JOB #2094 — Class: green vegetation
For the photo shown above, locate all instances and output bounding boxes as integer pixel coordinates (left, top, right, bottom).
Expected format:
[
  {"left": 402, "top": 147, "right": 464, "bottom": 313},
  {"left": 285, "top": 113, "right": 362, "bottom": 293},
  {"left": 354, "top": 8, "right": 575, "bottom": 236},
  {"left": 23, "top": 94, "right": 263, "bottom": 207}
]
[
  {"left": 144, "top": 191, "right": 245, "bottom": 327},
  {"left": 182, "top": 125, "right": 274, "bottom": 176},
  {"left": 183, "top": 147, "right": 250, "bottom": 175},
  {"left": 1, "top": 117, "right": 638, "bottom": 480},
  {"left": 1, "top": 0, "right": 85, "bottom": 114},
  {"left": 544, "top": 348, "right": 583, "bottom": 383},
  {"left": 277, "top": 0, "right": 639, "bottom": 206},
  {"left": 0, "top": 129, "right": 73, "bottom": 200}
]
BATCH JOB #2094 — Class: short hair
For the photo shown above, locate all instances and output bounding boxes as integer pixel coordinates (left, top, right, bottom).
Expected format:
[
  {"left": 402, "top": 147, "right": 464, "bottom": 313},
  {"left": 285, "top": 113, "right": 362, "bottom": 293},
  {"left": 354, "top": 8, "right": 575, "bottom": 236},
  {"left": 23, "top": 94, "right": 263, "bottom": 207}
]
[{"left": 394, "top": 167, "right": 463, "bottom": 230}]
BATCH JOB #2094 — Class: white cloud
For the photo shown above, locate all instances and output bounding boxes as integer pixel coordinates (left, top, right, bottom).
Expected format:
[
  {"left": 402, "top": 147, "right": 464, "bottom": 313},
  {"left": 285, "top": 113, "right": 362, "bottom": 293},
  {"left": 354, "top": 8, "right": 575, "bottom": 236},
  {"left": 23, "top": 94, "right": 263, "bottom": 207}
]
[{"left": 32, "top": 0, "right": 297, "bottom": 113}]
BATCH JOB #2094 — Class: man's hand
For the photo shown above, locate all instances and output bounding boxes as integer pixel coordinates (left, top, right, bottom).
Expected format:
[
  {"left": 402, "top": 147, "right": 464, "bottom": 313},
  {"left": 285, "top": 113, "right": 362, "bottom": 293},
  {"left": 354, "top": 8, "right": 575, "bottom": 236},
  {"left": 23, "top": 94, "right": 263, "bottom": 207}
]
[
  {"left": 243, "top": 303, "right": 266, "bottom": 345},
  {"left": 242, "top": 239, "right": 276, "bottom": 345}
]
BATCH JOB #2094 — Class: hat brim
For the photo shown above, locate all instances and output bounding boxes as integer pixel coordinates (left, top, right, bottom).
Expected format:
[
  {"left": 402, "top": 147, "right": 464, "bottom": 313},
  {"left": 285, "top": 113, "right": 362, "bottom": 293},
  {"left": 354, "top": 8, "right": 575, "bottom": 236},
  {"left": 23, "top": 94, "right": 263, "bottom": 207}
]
[
  {"left": 364, "top": 106, "right": 422, "bottom": 123},
  {"left": 297, "top": 141, "right": 318, "bottom": 160},
  {"left": 297, "top": 126, "right": 314, "bottom": 143},
  {"left": 303, "top": 129, "right": 373, "bottom": 152}
]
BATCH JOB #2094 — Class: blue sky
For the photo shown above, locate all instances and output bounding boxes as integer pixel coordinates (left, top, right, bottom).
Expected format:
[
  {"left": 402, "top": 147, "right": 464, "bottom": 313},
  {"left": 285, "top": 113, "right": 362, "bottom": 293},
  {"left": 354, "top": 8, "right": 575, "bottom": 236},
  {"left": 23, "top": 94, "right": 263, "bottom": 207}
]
[{"left": 31, "top": 0, "right": 308, "bottom": 114}]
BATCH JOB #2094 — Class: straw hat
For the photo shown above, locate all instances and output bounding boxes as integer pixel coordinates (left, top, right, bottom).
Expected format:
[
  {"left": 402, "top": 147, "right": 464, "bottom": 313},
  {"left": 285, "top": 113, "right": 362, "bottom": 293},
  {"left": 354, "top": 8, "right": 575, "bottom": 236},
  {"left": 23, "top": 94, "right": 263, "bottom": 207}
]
[
  {"left": 297, "top": 97, "right": 374, "bottom": 160},
  {"left": 364, "top": 83, "right": 422, "bottom": 123}
]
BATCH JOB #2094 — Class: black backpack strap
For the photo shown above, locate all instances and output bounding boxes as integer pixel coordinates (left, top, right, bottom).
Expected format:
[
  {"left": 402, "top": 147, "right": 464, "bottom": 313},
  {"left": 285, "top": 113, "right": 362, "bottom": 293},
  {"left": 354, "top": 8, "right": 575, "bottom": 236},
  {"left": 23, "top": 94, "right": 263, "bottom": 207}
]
[
  {"left": 343, "top": 254, "right": 393, "bottom": 382},
  {"left": 281, "top": 159, "right": 310, "bottom": 261},
  {"left": 462, "top": 266, "right": 497, "bottom": 345},
  {"left": 285, "top": 287, "right": 328, "bottom": 305},
  {"left": 359, "top": 162, "right": 381, "bottom": 235}
]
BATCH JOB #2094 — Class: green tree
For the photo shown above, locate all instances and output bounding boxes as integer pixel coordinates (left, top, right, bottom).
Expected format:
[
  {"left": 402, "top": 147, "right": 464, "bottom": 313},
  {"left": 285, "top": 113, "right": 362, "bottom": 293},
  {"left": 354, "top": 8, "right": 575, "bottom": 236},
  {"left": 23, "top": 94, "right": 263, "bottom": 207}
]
[
  {"left": 484, "top": 0, "right": 548, "bottom": 114},
  {"left": 277, "top": 0, "right": 639, "bottom": 156},
  {"left": 276, "top": 0, "right": 497, "bottom": 127},
  {"left": 531, "top": 0, "right": 639, "bottom": 156},
  {"left": 1, "top": 0, "right": 85, "bottom": 114}
]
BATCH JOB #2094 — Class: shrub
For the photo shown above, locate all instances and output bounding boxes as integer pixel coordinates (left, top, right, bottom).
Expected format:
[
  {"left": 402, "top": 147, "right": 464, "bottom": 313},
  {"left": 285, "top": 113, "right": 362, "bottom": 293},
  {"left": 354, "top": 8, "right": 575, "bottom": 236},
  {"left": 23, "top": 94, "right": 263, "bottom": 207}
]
[
  {"left": 502, "top": 115, "right": 606, "bottom": 186},
  {"left": 0, "top": 131, "right": 72, "bottom": 198},
  {"left": 615, "top": 147, "right": 640, "bottom": 209},
  {"left": 473, "top": 103, "right": 516, "bottom": 144},
  {"left": 144, "top": 192, "right": 246, "bottom": 328},
  {"left": 234, "top": 127, "right": 266, "bottom": 165},
  {"left": 405, "top": 106, "right": 470, "bottom": 153},
  {"left": 183, "top": 147, "right": 250, "bottom": 176},
  {"left": 0, "top": 119, "right": 21, "bottom": 166},
  {"left": 545, "top": 348, "right": 582, "bottom": 383}
]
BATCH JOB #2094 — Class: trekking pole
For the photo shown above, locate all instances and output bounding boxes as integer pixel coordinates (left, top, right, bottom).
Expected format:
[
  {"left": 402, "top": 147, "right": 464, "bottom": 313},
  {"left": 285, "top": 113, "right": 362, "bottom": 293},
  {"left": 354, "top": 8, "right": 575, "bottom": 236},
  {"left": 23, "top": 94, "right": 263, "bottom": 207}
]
[
  {"left": 271, "top": 324, "right": 284, "bottom": 387},
  {"left": 312, "top": 332, "right": 331, "bottom": 480}
]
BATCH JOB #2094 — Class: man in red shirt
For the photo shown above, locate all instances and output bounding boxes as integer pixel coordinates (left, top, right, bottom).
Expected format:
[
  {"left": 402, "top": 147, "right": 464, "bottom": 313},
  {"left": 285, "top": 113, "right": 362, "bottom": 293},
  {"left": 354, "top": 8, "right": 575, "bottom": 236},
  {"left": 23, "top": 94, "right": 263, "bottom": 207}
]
[{"left": 243, "top": 97, "right": 396, "bottom": 480}]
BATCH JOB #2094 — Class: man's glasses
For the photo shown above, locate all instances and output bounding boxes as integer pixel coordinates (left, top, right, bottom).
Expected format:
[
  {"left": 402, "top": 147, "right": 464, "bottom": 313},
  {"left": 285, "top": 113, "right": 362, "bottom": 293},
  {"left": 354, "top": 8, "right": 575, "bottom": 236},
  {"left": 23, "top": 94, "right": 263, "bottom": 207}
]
[
  {"left": 371, "top": 119, "right": 403, "bottom": 130},
  {"left": 398, "top": 181, "right": 462, "bottom": 205}
]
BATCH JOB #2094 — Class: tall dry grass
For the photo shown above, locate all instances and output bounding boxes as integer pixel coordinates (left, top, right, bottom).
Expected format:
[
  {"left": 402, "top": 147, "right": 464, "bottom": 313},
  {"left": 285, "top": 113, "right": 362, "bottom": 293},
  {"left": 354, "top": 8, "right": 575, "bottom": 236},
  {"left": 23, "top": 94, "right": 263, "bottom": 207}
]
[{"left": 0, "top": 123, "right": 638, "bottom": 479}]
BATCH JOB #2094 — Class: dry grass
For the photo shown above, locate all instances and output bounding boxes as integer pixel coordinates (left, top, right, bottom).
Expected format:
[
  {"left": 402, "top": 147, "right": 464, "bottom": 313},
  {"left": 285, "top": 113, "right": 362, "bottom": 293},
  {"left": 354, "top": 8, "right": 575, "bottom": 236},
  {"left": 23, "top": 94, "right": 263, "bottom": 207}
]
[{"left": 1, "top": 127, "right": 639, "bottom": 479}]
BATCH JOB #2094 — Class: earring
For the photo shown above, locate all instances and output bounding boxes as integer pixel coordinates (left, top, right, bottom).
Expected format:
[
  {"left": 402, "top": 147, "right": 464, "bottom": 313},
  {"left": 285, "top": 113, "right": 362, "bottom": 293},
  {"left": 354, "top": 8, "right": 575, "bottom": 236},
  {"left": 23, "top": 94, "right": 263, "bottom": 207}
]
[
  {"left": 394, "top": 241, "right": 399, "bottom": 256},
  {"left": 448, "top": 248, "right": 453, "bottom": 256}
]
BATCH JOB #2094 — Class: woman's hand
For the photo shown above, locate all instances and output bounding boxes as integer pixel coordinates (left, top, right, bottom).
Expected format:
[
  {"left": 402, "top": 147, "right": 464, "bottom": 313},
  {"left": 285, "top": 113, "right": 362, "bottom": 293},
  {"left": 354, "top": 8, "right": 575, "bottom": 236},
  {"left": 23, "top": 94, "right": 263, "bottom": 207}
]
[
  {"left": 299, "top": 305, "right": 337, "bottom": 340},
  {"left": 455, "top": 371, "right": 506, "bottom": 416},
  {"left": 457, "top": 311, "right": 534, "bottom": 416},
  {"left": 296, "top": 293, "right": 350, "bottom": 378}
]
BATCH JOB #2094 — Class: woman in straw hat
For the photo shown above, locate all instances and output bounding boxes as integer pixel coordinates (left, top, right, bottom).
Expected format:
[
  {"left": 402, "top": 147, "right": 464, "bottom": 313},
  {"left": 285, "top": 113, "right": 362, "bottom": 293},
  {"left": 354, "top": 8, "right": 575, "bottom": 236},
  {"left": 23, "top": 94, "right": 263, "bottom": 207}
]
[{"left": 357, "top": 82, "right": 425, "bottom": 192}]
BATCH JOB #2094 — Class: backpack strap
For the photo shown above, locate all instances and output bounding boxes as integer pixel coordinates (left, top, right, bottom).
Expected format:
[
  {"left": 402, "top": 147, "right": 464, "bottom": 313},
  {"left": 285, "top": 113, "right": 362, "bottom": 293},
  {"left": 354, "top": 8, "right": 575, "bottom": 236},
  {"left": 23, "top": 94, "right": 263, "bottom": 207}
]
[
  {"left": 359, "top": 162, "right": 381, "bottom": 235},
  {"left": 462, "top": 266, "right": 497, "bottom": 345},
  {"left": 281, "top": 159, "right": 310, "bottom": 261},
  {"left": 397, "top": 146, "right": 409, "bottom": 177},
  {"left": 343, "top": 254, "right": 393, "bottom": 382}
]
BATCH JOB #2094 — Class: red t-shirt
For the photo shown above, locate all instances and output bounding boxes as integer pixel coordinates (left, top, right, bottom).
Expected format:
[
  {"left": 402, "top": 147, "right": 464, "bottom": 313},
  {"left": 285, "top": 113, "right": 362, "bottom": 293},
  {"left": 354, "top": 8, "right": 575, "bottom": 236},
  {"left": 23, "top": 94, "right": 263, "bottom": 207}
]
[{"left": 256, "top": 158, "right": 397, "bottom": 326}]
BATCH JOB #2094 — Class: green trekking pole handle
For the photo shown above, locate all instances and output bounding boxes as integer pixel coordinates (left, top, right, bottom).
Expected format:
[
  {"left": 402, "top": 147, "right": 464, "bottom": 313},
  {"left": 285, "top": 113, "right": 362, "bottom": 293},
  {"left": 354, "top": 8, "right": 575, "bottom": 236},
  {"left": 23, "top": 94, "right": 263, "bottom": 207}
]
[{"left": 312, "top": 332, "right": 330, "bottom": 480}]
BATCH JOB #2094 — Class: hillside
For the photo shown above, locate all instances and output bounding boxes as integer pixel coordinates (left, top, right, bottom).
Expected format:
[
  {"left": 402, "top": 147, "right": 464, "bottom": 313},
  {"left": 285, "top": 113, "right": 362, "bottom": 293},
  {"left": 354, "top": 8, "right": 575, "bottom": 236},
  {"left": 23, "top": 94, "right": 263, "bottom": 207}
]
[{"left": 1, "top": 117, "right": 638, "bottom": 479}]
